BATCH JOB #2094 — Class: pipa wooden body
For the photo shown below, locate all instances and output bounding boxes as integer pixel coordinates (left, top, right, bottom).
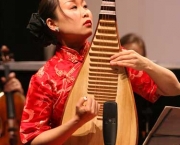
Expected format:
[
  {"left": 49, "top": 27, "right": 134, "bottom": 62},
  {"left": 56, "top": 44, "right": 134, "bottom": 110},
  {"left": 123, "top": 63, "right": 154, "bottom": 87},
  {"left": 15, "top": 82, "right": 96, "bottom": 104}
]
[{"left": 62, "top": 0, "right": 138, "bottom": 144}]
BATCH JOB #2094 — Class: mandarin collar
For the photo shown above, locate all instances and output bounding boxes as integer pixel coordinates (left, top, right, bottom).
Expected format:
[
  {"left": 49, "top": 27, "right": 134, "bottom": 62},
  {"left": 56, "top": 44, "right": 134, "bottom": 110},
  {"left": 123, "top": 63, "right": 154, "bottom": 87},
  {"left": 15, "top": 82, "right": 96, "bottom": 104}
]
[{"left": 56, "top": 41, "right": 90, "bottom": 63}]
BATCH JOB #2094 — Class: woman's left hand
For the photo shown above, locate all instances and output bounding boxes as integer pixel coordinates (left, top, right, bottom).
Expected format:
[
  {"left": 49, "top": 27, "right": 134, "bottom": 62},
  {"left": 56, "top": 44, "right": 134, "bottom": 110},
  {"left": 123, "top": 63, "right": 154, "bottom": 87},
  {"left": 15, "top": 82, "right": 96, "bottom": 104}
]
[{"left": 110, "top": 49, "right": 150, "bottom": 71}]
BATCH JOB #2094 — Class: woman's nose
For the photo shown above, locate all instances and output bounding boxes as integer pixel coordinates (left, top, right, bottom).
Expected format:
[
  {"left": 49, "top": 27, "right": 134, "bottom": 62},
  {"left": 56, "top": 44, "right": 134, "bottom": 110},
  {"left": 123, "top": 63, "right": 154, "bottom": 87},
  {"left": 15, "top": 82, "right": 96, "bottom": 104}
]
[
  {"left": 82, "top": 9, "right": 89, "bottom": 18},
  {"left": 83, "top": 13, "right": 88, "bottom": 17}
]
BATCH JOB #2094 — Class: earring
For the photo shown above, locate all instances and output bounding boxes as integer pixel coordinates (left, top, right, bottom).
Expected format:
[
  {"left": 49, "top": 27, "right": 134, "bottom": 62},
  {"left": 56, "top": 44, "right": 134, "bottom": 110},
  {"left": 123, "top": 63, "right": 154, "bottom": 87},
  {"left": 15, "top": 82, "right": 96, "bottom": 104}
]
[{"left": 55, "top": 27, "right": 59, "bottom": 32}]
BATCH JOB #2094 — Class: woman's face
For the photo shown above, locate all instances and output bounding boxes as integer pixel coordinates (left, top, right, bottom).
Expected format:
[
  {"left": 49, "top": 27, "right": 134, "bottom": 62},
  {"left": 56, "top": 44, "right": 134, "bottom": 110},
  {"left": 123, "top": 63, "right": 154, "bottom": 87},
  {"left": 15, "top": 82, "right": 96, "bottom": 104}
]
[{"left": 55, "top": 0, "right": 93, "bottom": 41}]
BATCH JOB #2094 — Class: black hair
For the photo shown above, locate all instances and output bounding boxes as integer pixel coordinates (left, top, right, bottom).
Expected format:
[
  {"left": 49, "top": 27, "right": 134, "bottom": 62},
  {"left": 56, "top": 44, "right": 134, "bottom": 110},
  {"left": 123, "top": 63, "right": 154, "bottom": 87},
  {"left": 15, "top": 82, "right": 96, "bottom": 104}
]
[{"left": 26, "top": 0, "right": 60, "bottom": 47}]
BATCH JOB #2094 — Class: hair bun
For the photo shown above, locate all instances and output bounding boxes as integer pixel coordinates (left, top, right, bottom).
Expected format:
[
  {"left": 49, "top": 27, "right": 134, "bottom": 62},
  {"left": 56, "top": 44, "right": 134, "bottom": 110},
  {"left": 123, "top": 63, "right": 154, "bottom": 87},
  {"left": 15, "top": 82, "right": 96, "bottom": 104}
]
[{"left": 27, "top": 13, "right": 57, "bottom": 47}]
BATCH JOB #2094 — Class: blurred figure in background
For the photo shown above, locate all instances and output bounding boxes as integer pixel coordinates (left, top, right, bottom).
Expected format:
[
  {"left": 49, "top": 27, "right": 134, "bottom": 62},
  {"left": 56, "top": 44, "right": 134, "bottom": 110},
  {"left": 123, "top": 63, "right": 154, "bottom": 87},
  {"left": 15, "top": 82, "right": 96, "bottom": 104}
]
[
  {"left": 0, "top": 44, "right": 24, "bottom": 94},
  {"left": 120, "top": 33, "right": 151, "bottom": 145},
  {"left": 0, "top": 44, "right": 25, "bottom": 145},
  {"left": 121, "top": 33, "right": 146, "bottom": 57}
]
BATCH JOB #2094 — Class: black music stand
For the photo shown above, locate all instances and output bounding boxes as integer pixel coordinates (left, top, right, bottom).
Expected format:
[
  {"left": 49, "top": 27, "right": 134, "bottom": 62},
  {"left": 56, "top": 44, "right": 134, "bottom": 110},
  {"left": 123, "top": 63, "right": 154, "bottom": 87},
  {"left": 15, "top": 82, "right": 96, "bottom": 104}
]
[{"left": 143, "top": 106, "right": 180, "bottom": 145}]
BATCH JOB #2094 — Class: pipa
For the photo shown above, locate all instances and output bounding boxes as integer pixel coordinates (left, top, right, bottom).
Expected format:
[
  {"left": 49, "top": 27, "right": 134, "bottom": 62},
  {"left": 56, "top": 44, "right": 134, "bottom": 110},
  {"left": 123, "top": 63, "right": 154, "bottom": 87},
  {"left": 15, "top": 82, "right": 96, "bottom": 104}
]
[{"left": 62, "top": 0, "right": 138, "bottom": 144}]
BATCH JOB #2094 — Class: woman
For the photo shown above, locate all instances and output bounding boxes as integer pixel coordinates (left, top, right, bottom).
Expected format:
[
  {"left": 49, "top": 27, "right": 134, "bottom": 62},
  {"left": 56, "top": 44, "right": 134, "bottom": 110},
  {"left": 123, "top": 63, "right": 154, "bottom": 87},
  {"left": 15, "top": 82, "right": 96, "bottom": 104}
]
[
  {"left": 120, "top": 33, "right": 146, "bottom": 57},
  {"left": 20, "top": 0, "right": 180, "bottom": 144}
]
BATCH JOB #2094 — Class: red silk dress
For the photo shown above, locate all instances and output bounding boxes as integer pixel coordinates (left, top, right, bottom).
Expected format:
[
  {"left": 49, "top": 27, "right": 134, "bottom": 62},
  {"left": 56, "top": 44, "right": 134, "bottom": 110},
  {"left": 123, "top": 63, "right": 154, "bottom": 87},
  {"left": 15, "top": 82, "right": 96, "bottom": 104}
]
[{"left": 20, "top": 42, "right": 160, "bottom": 144}]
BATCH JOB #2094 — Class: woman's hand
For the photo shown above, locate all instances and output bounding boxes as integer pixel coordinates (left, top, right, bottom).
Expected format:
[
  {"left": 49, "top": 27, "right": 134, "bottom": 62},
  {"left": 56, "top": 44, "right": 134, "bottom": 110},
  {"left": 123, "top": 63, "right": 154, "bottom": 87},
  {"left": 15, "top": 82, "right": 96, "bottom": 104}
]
[
  {"left": 1, "top": 72, "right": 24, "bottom": 94},
  {"left": 110, "top": 49, "right": 151, "bottom": 71},
  {"left": 75, "top": 96, "right": 100, "bottom": 125}
]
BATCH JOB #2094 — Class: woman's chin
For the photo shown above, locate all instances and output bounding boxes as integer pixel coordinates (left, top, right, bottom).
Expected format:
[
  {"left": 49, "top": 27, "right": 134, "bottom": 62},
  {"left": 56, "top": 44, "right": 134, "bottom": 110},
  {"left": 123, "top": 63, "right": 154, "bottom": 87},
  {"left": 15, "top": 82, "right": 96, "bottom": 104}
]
[{"left": 85, "top": 31, "right": 92, "bottom": 38}]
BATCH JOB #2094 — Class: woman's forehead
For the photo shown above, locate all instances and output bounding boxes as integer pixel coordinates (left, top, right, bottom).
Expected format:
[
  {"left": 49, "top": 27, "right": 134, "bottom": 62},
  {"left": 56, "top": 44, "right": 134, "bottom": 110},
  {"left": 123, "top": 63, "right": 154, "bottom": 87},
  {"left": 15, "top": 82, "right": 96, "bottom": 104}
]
[{"left": 59, "top": 0, "right": 86, "bottom": 4}]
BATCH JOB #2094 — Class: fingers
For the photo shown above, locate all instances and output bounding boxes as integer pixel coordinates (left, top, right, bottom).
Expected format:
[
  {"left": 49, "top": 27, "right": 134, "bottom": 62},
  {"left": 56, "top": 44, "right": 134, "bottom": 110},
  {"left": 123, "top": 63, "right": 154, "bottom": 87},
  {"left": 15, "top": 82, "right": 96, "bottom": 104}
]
[
  {"left": 76, "top": 96, "right": 92, "bottom": 113},
  {"left": 6, "top": 78, "right": 20, "bottom": 86},
  {"left": 0, "top": 72, "right": 23, "bottom": 93},
  {"left": 85, "top": 96, "right": 99, "bottom": 115},
  {"left": 92, "top": 99, "right": 99, "bottom": 115},
  {"left": 76, "top": 96, "right": 99, "bottom": 116},
  {"left": 75, "top": 96, "right": 101, "bottom": 125},
  {"left": 84, "top": 96, "right": 92, "bottom": 112},
  {"left": 110, "top": 59, "right": 136, "bottom": 66},
  {"left": 1, "top": 77, "right": 6, "bottom": 83},
  {"left": 110, "top": 50, "right": 137, "bottom": 61},
  {"left": 8, "top": 72, "right": 16, "bottom": 78},
  {"left": 4, "top": 78, "right": 23, "bottom": 93},
  {"left": 110, "top": 49, "right": 129, "bottom": 60},
  {"left": 1, "top": 72, "right": 16, "bottom": 83},
  {"left": 110, "top": 49, "right": 142, "bottom": 67},
  {"left": 76, "top": 96, "right": 88, "bottom": 108}
]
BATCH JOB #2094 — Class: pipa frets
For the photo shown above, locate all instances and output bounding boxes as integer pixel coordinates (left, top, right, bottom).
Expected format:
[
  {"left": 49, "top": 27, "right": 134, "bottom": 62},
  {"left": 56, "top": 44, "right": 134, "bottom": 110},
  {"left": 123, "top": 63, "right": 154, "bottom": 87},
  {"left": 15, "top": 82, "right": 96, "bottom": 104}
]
[
  {"left": 88, "top": 19, "right": 119, "bottom": 120},
  {"left": 99, "top": 0, "right": 116, "bottom": 20}
]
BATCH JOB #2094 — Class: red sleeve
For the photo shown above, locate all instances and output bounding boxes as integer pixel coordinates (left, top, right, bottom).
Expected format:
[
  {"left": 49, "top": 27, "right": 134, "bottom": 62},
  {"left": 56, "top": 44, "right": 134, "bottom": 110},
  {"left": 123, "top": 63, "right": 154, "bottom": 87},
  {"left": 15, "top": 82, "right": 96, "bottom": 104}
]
[
  {"left": 127, "top": 67, "right": 160, "bottom": 103},
  {"left": 20, "top": 69, "right": 54, "bottom": 144}
]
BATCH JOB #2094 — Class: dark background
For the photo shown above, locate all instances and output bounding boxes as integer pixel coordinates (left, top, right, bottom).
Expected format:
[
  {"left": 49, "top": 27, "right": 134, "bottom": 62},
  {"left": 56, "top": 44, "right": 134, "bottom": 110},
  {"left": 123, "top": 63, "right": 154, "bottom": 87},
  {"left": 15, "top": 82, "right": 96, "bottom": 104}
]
[
  {"left": 0, "top": 0, "right": 43, "bottom": 61},
  {"left": 0, "top": 0, "right": 43, "bottom": 103},
  {"left": 0, "top": 0, "right": 180, "bottom": 144}
]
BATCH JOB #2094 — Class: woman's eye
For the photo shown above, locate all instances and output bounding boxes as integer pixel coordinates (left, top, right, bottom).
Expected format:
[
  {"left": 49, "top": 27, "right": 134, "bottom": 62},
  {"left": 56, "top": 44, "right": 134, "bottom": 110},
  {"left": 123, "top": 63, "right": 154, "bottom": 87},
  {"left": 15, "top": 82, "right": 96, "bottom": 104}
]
[
  {"left": 84, "top": 5, "right": 88, "bottom": 8},
  {"left": 71, "top": 5, "right": 77, "bottom": 9}
]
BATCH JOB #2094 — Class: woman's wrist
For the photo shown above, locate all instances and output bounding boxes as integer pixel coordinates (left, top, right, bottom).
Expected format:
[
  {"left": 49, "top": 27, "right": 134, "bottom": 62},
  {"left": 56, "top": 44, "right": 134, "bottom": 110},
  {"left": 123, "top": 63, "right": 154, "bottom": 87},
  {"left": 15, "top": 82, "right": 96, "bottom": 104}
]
[
  {"left": 143, "top": 58, "right": 155, "bottom": 73},
  {"left": 71, "top": 115, "right": 83, "bottom": 127}
]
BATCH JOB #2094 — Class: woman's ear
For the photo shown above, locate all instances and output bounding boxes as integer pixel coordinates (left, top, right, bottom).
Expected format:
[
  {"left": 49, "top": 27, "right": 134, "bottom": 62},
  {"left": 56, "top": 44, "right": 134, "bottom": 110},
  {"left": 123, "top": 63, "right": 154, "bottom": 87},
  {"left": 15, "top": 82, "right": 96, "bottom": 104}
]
[{"left": 46, "top": 18, "right": 57, "bottom": 32}]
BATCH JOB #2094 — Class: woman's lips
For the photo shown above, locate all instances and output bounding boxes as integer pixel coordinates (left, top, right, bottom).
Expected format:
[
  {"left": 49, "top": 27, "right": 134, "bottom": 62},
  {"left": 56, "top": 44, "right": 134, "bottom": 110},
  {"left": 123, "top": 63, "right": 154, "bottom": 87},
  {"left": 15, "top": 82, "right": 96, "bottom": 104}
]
[{"left": 83, "top": 20, "right": 92, "bottom": 26}]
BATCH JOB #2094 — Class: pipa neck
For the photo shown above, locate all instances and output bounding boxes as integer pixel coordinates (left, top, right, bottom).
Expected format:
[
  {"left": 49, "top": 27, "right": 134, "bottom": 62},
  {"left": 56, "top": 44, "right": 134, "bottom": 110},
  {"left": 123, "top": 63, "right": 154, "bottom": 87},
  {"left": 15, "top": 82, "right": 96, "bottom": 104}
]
[{"left": 99, "top": 0, "right": 116, "bottom": 20}]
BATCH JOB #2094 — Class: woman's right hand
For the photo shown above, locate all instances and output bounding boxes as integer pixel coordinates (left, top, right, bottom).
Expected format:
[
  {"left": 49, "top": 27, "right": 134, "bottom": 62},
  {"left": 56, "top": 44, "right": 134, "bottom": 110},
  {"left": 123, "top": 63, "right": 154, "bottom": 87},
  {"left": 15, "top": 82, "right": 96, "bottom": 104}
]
[{"left": 75, "top": 96, "right": 100, "bottom": 125}]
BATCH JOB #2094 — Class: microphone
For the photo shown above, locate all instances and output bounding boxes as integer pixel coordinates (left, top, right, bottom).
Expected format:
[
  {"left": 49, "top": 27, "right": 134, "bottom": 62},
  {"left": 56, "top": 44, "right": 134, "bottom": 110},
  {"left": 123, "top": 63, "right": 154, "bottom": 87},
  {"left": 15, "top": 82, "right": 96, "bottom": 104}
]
[{"left": 103, "top": 101, "right": 118, "bottom": 145}]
